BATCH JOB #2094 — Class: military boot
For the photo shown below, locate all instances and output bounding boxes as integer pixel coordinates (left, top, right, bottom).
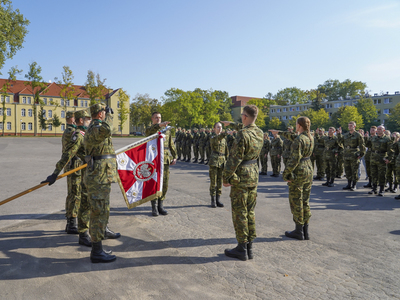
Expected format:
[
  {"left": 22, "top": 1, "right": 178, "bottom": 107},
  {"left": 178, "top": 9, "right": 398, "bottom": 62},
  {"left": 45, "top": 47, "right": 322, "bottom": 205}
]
[
  {"left": 350, "top": 181, "right": 357, "bottom": 191},
  {"left": 90, "top": 241, "right": 116, "bottom": 263},
  {"left": 385, "top": 183, "right": 392, "bottom": 192},
  {"left": 193, "top": 158, "right": 198, "bottom": 163},
  {"left": 327, "top": 178, "right": 334, "bottom": 187},
  {"left": 66, "top": 217, "right": 78, "bottom": 234},
  {"left": 364, "top": 179, "right": 372, "bottom": 188},
  {"left": 368, "top": 184, "right": 378, "bottom": 195},
  {"left": 224, "top": 243, "right": 248, "bottom": 261},
  {"left": 247, "top": 242, "right": 253, "bottom": 259},
  {"left": 158, "top": 199, "right": 168, "bottom": 215},
  {"left": 285, "top": 224, "right": 304, "bottom": 240},
  {"left": 303, "top": 224, "right": 310, "bottom": 240},
  {"left": 151, "top": 200, "right": 159, "bottom": 216},
  {"left": 211, "top": 196, "right": 216, "bottom": 208},
  {"left": 216, "top": 195, "right": 224, "bottom": 207},
  {"left": 105, "top": 226, "right": 121, "bottom": 239},
  {"left": 392, "top": 184, "right": 398, "bottom": 193},
  {"left": 322, "top": 177, "right": 330, "bottom": 186},
  {"left": 79, "top": 231, "right": 92, "bottom": 247},
  {"left": 378, "top": 185, "right": 385, "bottom": 196},
  {"left": 342, "top": 180, "right": 352, "bottom": 190},
  {"left": 199, "top": 159, "right": 204, "bottom": 164}
]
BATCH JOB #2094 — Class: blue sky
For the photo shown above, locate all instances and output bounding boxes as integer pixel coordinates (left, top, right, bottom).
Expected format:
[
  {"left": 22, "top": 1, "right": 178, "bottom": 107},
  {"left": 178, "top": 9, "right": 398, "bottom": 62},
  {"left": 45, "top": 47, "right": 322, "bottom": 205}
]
[{"left": 2, "top": 0, "right": 400, "bottom": 101}]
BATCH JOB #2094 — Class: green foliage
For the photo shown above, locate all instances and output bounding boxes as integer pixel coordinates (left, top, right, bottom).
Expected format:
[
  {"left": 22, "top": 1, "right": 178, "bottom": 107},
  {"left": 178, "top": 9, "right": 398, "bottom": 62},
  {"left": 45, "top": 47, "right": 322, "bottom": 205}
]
[
  {"left": 1, "top": 66, "right": 22, "bottom": 135},
  {"left": 274, "top": 87, "right": 308, "bottom": 105},
  {"left": 307, "top": 89, "right": 326, "bottom": 111},
  {"left": 268, "top": 117, "right": 282, "bottom": 130},
  {"left": 118, "top": 89, "right": 130, "bottom": 134},
  {"left": 286, "top": 109, "right": 330, "bottom": 131},
  {"left": 56, "top": 66, "right": 75, "bottom": 112},
  {"left": 0, "top": 1, "right": 30, "bottom": 72},
  {"left": 130, "top": 93, "right": 161, "bottom": 129},
  {"left": 51, "top": 113, "right": 62, "bottom": 136},
  {"left": 85, "top": 70, "right": 107, "bottom": 105},
  {"left": 317, "top": 79, "right": 367, "bottom": 101},
  {"left": 355, "top": 97, "right": 379, "bottom": 129},
  {"left": 386, "top": 103, "right": 400, "bottom": 132},
  {"left": 247, "top": 98, "right": 266, "bottom": 128},
  {"left": 338, "top": 106, "right": 364, "bottom": 130}
]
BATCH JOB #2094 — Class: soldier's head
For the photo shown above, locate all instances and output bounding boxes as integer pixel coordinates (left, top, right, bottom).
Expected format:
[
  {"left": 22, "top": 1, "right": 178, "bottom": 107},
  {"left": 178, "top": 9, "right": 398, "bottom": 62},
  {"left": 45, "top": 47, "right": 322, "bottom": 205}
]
[
  {"left": 90, "top": 103, "right": 106, "bottom": 120},
  {"left": 384, "top": 129, "right": 391, "bottom": 136},
  {"left": 296, "top": 116, "right": 311, "bottom": 136},
  {"left": 177, "top": 127, "right": 181, "bottom": 131},
  {"left": 319, "top": 128, "right": 325, "bottom": 136},
  {"left": 377, "top": 125, "right": 385, "bottom": 137},
  {"left": 66, "top": 111, "right": 75, "bottom": 124},
  {"left": 74, "top": 110, "right": 91, "bottom": 127},
  {"left": 193, "top": 128, "right": 198, "bottom": 132},
  {"left": 370, "top": 126, "right": 377, "bottom": 135},
  {"left": 151, "top": 112, "right": 162, "bottom": 124},
  {"left": 348, "top": 121, "right": 356, "bottom": 132},
  {"left": 242, "top": 105, "right": 258, "bottom": 125},
  {"left": 213, "top": 122, "right": 222, "bottom": 135},
  {"left": 200, "top": 128, "right": 205, "bottom": 132},
  {"left": 328, "top": 127, "right": 336, "bottom": 136}
]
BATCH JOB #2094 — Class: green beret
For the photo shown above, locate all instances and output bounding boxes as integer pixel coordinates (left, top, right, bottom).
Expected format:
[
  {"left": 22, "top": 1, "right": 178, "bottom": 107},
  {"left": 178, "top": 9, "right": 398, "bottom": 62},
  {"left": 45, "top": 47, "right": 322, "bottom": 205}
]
[
  {"left": 74, "top": 110, "right": 90, "bottom": 119},
  {"left": 90, "top": 103, "right": 106, "bottom": 115},
  {"left": 66, "top": 111, "right": 75, "bottom": 119}
]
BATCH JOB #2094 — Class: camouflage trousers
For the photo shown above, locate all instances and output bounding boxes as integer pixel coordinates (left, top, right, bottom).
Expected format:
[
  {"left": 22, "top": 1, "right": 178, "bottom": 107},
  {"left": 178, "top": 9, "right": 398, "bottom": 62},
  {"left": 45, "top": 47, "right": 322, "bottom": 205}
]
[
  {"left": 209, "top": 166, "right": 223, "bottom": 196},
  {"left": 176, "top": 142, "right": 182, "bottom": 159},
  {"left": 364, "top": 152, "right": 371, "bottom": 178},
  {"left": 193, "top": 145, "right": 199, "bottom": 160},
  {"left": 314, "top": 153, "right": 325, "bottom": 177},
  {"left": 185, "top": 145, "right": 192, "bottom": 160},
  {"left": 283, "top": 156, "right": 289, "bottom": 169},
  {"left": 260, "top": 154, "right": 268, "bottom": 173},
  {"left": 159, "top": 163, "right": 170, "bottom": 201},
  {"left": 87, "top": 183, "right": 111, "bottom": 243},
  {"left": 370, "top": 156, "right": 387, "bottom": 186},
  {"left": 271, "top": 155, "right": 281, "bottom": 175},
  {"left": 65, "top": 161, "right": 81, "bottom": 218},
  {"left": 395, "top": 157, "right": 400, "bottom": 185},
  {"left": 206, "top": 144, "right": 211, "bottom": 161},
  {"left": 323, "top": 155, "right": 337, "bottom": 179},
  {"left": 230, "top": 185, "right": 257, "bottom": 244},
  {"left": 344, "top": 158, "right": 360, "bottom": 182},
  {"left": 386, "top": 162, "right": 396, "bottom": 185},
  {"left": 287, "top": 171, "right": 312, "bottom": 225},
  {"left": 199, "top": 145, "right": 205, "bottom": 161},
  {"left": 78, "top": 168, "right": 90, "bottom": 233},
  {"left": 336, "top": 152, "right": 344, "bottom": 176}
]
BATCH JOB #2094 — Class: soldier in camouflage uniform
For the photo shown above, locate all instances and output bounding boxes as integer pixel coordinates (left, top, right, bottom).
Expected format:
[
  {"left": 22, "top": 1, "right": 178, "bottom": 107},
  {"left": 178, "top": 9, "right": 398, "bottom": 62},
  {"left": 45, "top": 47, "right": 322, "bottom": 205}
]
[
  {"left": 337, "top": 122, "right": 366, "bottom": 191},
  {"left": 198, "top": 128, "right": 206, "bottom": 164},
  {"left": 84, "top": 103, "right": 118, "bottom": 263},
  {"left": 208, "top": 122, "right": 228, "bottom": 208},
  {"left": 282, "top": 126, "right": 294, "bottom": 168},
  {"left": 184, "top": 129, "right": 193, "bottom": 162},
  {"left": 313, "top": 128, "right": 326, "bottom": 180},
  {"left": 365, "top": 125, "right": 392, "bottom": 196},
  {"left": 222, "top": 105, "right": 263, "bottom": 261},
  {"left": 391, "top": 134, "right": 400, "bottom": 200},
  {"left": 363, "top": 126, "right": 376, "bottom": 188},
  {"left": 205, "top": 128, "right": 212, "bottom": 165},
  {"left": 335, "top": 128, "right": 344, "bottom": 178},
  {"left": 270, "top": 116, "right": 314, "bottom": 241},
  {"left": 226, "top": 130, "right": 235, "bottom": 150},
  {"left": 385, "top": 132, "right": 397, "bottom": 193},
  {"left": 270, "top": 132, "right": 283, "bottom": 177},
  {"left": 259, "top": 133, "right": 270, "bottom": 175},
  {"left": 175, "top": 127, "right": 182, "bottom": 160},
  {"left": 321, "top": 127, "right": 339, "bottom": 187},
  {"left": 192, "top": 128, "right": 200, "bottom": 163},
  {"left": 145, "top": 112, "right": 177, "bottom": 216}
]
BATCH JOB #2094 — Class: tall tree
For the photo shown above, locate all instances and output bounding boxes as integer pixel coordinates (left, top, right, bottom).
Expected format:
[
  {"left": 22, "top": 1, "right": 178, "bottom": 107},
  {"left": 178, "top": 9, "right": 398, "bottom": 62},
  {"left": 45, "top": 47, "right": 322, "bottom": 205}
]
[
  {"left": 117, "top": 89, "right": 130, "bottom": 135},
  {"left": 52, "top": 113, "right": 61, "bottom": 136},
  {"left": 338, "top": 106, "right": 364, "bottom": 130},
  {"left": 1, "top": 65, "right": 22, "bottom": 136},
  {"left": 56, "top": 66, "right": 75, "bottom": 112},
  {"left": 355, "top": 97, "right": 379, "bottom": 130},
  {"left": 307, "top": 89, "right": 326, "bottom": 111},
  {"left": 85, "top": 70, "right": 107, "bottom": 105},
  {"left": 0, "top": 1, "right": 30, "bottom": 71},
  {"left": 130, "top": 93, "right": 161, "bottom": 131},
  {"left": 318, "top": 79, "right": 367, "bottom": 101},
  {"left": 385, "top": 103, "right": 400, "bottom": 132},
  {"left": 268, "top": 117, "right": 282, "bottom": 130},
  {"left": 274, "top": 87, "right": 308, "bottom": 105},
  {"left": 25, "top": 62, "right": 47, "bottom": 136},
  {"left": 247, "top": 98, "right": 266, "bottom": 128}
]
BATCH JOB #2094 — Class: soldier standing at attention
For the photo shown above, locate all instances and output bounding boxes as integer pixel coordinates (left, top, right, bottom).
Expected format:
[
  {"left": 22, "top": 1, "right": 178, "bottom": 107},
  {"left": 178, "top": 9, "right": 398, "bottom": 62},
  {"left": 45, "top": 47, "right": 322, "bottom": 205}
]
[
  {"left": 270, "top": 116, "right": 314, "bottom": 240},
  {"left": 385, "top": 132, "right": 397, "bottom": 193},
  {"left": 259, "top": 133, "right": 271, "bottom": 175},
  {"left": 198, "top": 128, "right": 206, "bottom": 164},
  {"left": 205, "top": 128, "right": 212, "bottom": 165},
  {"left": 270, "top": 132, "right": 283, "bottom": 177},
  {"left": 313, "top": 128, "right": 326, "bottom": 180},
  {"left": 184, "top": 129, "right": 193, "bottom": 162},
  {"left": 192, "top": 128, "right": 200, "bottom": 163},
  {"left": 282, "top": 126, "right": 294, "bottom": 168},
  {"left": 175, "top": 127, "right": 182, "bottom": 161},
  {"left": 337, "top": 122, "right": 366, "bottom": 191},
  {"left": 335, "top": 128, "right": 344, "bottom": 179},
  {"left": 84, "top": 103, "right": 119, "bottom": 263},
  {"left": 208, "top": 122, "right": 228, "bottom": 208},
  {"left": 321, "top": 127, "right": 339, "bottom": 187},
  {"left": 363, "top": 126, "right": 376, "bottom": 188},
  {"left": 221, "top": 105, "right": 263, "bottom": 261},
  {"left": 145, "top": 112, "right": 177, "bottom": 216}
]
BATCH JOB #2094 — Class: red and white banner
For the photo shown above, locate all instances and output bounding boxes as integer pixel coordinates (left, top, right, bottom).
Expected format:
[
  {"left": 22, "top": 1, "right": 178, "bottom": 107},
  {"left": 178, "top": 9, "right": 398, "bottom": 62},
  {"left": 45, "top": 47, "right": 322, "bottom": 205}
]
[{"left": 116, "top": 133, "right": 164, "bottom": 209}]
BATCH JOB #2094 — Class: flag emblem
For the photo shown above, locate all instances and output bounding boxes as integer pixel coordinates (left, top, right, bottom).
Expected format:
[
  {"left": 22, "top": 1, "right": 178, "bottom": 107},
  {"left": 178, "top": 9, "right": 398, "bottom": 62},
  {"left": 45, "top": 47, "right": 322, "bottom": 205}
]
[{"left": 134, "top": 161, "right": 155, "bottom": 182}]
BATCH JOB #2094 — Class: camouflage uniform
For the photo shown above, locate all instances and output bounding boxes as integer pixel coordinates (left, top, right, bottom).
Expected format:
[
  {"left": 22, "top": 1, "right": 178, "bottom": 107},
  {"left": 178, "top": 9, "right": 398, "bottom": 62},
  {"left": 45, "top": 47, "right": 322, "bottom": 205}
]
[
  {"left": 335, "top": 140, "right": 344, "bottom": 178},
  {"left": 84, "top": 104, "right": 118, "bottom": 243},
  {"left": 322, "top": 135, "right": 339, "bottom": 186},
  {"left": 175, "top": 129, "right": 183, "bottom": 160},
  {"left": 223, "top": 122, "right": 263, "bottom": 244},
  {"left": 198, "top": 129, "right": 206, "bottom": 163},
  {"left": 226, "top": 133, "right": 235, "bottom": 150},
  {"left": 270, "top": 136, "right": 283, "bottom": 176},
  {"left": 259, "top": 138, "right": 270, "bottom": 174},
  {"left": 337, "top": 131, "right": 366, "bottom": 189},
  {"left": 386, "top": 136, "right": 396, "bottom": 190},
  {"left": 184, "top": 130, "right": 193, "bottom": 161},
  {"left": 363, "top": 135, "right": 373, "bottom": 185},
  {"left": 192, "top": 129, "right": 200, "bottom": 162},
  {"left": 282, "top": 137, "right": 292, "bottom": 168},
  {"left": 209, "top": 132, "right": 228, "bottom": 197},
  {"left": 313, "top": 134, "right": 326, "bottom": 179},
  {"left": 205, "top": 130, "right": 212, "bottom": 163},
  {"left": 391, "top": 140, "right": 400, "bottom": 199}
]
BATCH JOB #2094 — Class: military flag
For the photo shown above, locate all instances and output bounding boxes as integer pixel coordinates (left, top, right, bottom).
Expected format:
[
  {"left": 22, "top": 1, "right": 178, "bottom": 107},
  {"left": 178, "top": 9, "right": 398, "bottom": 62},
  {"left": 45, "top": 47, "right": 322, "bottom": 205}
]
[{"left": 116, "top": 132, "right": 164, "bottom": 209}]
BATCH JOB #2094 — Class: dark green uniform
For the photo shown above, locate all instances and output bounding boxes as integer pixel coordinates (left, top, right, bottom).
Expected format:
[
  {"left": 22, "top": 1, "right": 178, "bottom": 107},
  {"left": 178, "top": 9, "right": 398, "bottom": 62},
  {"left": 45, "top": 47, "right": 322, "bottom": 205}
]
[
  {"left": 192, "top": 129, "right": 200, "bottom": 162},
  {"left": 270, "top": 136, "right": 283, "bottom": 176},
  {"left": 322, "top": 135, "right": 339, "bottom": 185},
  {"left": 209, "top": 132, "right": 228, "bottom": 196},
  {"left": 366, "top": 135, "right": 392, "bottom": 188},
  {"left": 259, "top": 138, "right": 270, "bottom": 174},
  {"left": 313, "top": 134, "right": 326, "bottom": 179},
  {"left": 282, "top": 137, "right": 292, "bottom": 168}
]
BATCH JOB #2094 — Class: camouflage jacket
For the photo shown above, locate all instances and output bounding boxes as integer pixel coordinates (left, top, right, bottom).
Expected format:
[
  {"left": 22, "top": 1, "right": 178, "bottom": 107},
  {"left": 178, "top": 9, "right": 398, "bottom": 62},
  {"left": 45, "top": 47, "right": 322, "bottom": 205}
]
[
  {"left": 174, "top": 131, "right": 182, "bottom": 143},
  {"left": 198, "top": 132, "right": 207, "bottom": 146},
  {"left": 282, "top": 137, "right": 293, "bottom": 159},
  {"left": 337, "top": 131, "right": 366, "bottom": 159},
  {"left": 209, "top": 132, "right": 228, "bottom": 168},
  {"left": 365, "top": 135, "right": 393, "bottom": 162},
  {"left": 61, "top": 124, "right": 77, "bottom": 151},
  {"left": 390, "top": 140, "right": 400, "bottom": 163},
  {"left": 222, "top": 123, "right": 263, "bottom": 188},
  {"left": 322, "top": 135, "right": 339, "bottom": 158},
  {"left": 84, "top": 114, "right": 118, "bottom": 184},
  {"left": 192, "top": 132, "right": 200, "bottom": 147},
  {"left": 146, "top": 124, "right": 177, "bottom": 165},
  {"left": 260, "top": 139, "right": 271, "bottom": 156},
  {"left": 270, "top": 136, "right": 283, "bottom": 156},
  {"left": 313, "top": 135, "right": 325, "bottom": 155}
]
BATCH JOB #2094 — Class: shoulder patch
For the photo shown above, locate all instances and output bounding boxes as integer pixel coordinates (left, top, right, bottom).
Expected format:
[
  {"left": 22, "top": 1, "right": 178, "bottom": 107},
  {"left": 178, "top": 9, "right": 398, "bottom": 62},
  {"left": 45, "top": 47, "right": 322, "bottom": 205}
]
[
  {"left": 79, "top": 131, "right": 85, "bottom": 137},
  {"left": 71, "top": 133, "right": 78, "bottom": 142}
]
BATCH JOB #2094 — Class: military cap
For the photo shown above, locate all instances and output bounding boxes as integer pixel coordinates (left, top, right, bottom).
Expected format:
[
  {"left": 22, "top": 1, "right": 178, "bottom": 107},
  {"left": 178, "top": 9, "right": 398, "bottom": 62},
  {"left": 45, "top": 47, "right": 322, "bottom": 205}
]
[
  {"left": 74, "top": 110, "right": 90, "bottom": 120},
  {"left": 288, "top": 126, "right": 294, "bottom": 130},
  {"left": 66, "top": 111, "right": 75, "bottom": 119},
  {"left": 319, "top": 128, "right": 325, "bottom": 131},
  {"left": 90, "top": 103, "right": 106, "bottom": 115}
]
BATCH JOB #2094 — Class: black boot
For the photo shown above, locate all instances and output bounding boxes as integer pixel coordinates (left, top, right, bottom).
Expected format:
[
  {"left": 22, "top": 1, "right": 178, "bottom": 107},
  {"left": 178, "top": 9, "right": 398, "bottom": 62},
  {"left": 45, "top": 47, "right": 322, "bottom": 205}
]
[
  {"left": 211, "top": 196, "right": 216, "bottom": 208},
  {"left": 342, "top": 180, "right": 352, "bottom": 190},
  {"left": 79, "top": 231, "right": 92, "bottom": 247},
  {"left": 247, "top": 242, "right": 253, "bottom": 259},
  {"left": 378, "top": 185, "right": 385, "bottom": 196},
  {"left": 327, "top": 178, "right": 334, "bottom": 187},
  {"left": 391, "top": 184, "right": 398, "bottom": 193},
  {"left": 151, "top": 200, "right": 158, "bottom": 216},
  {"left": 368, "top": 184, "right": 377, "bottom": 195},
  {"left": 364, "top": 179, "right": 372, "bottom": 188},
  {"left": 199, "top": 159, "right": 204, "bottom": 164},
  {"left": 66, "top": 217, "right": 78, "bottom": 234},
  {"left": 224, "top": 243, "right": 248, "bottom": 261},
  {"left": 303, "top": 224, "right": 309, "bottom": 240},
  {"left": 285, "top": 224, "right": 304, "bottom": 240},
  {"left": 350, "top": 181, "right": 357, "bottom": 191},
  {"left": 158, "top": 199, "right": 168, "bottom": 215},
  {"left": 216, "top": 195, "right": 224, "bottom": 207},
  {"left": 322, "top": 177, "right": 330, "bottom": 186},
  {"left": 193, "top": 159, "right": 198, "bottom": 163},
  {"left": 385, "top": 183, "right": 392, "bottom": 192},
  {"left": 90, "top": 241, "right": 116, "bottom": 263},
  {"left": 395, "top": 194, "right": 400, "bottom": 200},
  {"left": 104, "top": 226, "right": 121, "bottom": 239}
]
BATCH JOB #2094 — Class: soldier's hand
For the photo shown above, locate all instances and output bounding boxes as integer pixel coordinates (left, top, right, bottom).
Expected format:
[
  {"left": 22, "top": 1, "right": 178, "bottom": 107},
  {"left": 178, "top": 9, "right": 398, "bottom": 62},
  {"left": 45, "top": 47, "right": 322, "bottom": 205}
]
[
  {"left": 170, "top": 159, "right": 177, "bottom": 165},
  {"left": 105, "top": 106, "right": 114, "bottom": 114},
  {"left": 41, "top": 173, "right": 58, "bottom": 186},
  {"left": 160, "top": 121, "right": 170, "bottom": 127},
  {"left": 223, "top": 183, "right": 232, "bottom": 187}
]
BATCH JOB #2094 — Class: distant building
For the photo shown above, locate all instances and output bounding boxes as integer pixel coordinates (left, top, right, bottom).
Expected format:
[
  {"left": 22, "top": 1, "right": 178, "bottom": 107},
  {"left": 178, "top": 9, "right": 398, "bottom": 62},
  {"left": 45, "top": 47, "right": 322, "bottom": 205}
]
[
  {"left": 269, "top": 92, "right": 400, "bottom": 125},
  {"left": 230, "top": 96, "right": 263, "bottom": 122},
  {"left": 0, "top": 79, "right": 129, "bottom": 136}
]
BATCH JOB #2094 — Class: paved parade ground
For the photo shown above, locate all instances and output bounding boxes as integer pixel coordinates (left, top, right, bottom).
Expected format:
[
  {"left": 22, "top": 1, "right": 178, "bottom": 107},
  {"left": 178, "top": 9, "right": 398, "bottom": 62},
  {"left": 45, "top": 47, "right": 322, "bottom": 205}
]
[{"left": 1, "top": 137, "right": 400, "bottom": 299}]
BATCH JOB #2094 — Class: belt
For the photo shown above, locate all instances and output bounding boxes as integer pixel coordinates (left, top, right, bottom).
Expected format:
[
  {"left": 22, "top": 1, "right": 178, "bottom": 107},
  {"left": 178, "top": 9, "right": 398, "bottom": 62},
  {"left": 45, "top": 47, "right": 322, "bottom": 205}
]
[
  {"left": 93, "top": 154, "right": 116, "bottom": 160},
  {"left": 240, "top": 159, "right": 258, "bottom": 166},
  {"left": 300, "top": 157, "right": 310, "bottom": 161},
  {"left": 213, "top": 151, "right": 225, "bottom": 156}
]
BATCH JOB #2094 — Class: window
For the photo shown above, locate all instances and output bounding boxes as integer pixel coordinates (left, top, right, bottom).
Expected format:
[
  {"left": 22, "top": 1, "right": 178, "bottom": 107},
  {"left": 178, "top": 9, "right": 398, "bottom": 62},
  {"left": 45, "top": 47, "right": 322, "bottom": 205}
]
[
  {"left": 61, "top": 110, "right": 65, "bottom": 118},
  {"left": 289, "top": 107, "right": 294, "bottom": 111},
  {"left": 377, "top": 109, "right": 381, "bottom": 115},
  {"left": 117, "top": 101, "right": 120, "bottom": 108},
  {"left": 329, "top": 112, "right": 332, "bottom": 117},
  {"left": 271, "top": 109, "right": 275, "bottom": 113},
  {"left": 118, "top": 125, "right": 121, "bottom": 132},
  {"left": 81, "top": 100, "right": 84, "bottom": 107},
  {"left": 6, "top": 108, "right": 11, "bottom": 116},
  {"left": 85, "top": 101, "right": 88, "bottom": 107},
  {"left": 5, "top": 96, "right": 10, "bottom": 103},
  {"left": 384, "top": 98, "right": 392, "bottom": 104},
  {"left": 22, "top": 97, "right": 26, "bottom": 104},
  {"left": 283, "top": 108, "right": 287, "bottom": 112},
  {"left": 42, "top": 109, "right": 46, "bottom": 117},
  {"left": 21, "top": 122, "right": 26, "bottom": 130},
  {"left": 0, "top": 108, "right": 2, "bottom": 116},
  {"left": 277, "top": 108, "right": 281, "bottom": 112},
  {"left": 0, "top": 122, "right": 2, "bottom": 130},
  {"left": 61, "top": 99, "right": 64, "bottom": 106},
  {"left": 48, "top": 110, "right": 52, "bottom": 118},
  {"left": 383, "top": 109, "right": 391, "bottom": 114},
  {"left": 66, "top": 100, "right": 70, "bottom": 106},
  {"left": 43, "top": 98, "right": 47, "bottom": 105},
  {"left": 27, "top": 97, "right": 31, "bottom": 104},
  {"left": 282, "top": 116, "right": 287, "bottom": 120},
  {"left": 289, "top": 115, "right": 292, "bottom": 119},
  {"left": 343, "top": 102, "right": 349, "bottom": 106},
  {"left": 21, "top": 109, "right": 26, "bottom": 117},
  {"left": 334, "top": 103, "right": 341, "bottom": 108},
  {"left": 326, "top": 104, "right": 332, "bottom": 109},
  {"left": 28, "top": 122, "right": 32, "bottom": 130},
  {"left": 7, "top": 122, "right": 11, "bottom": 130},
  {"left": 48, "top": 124, "right": 52, "bottom": 131},
  {"left": 28, "top": 109, "right": 32, "bottom": 117},
  {"left": 296, "top": 106, "right": 301, "bottom": 111},
  {"left": 374, "top": 99, "right": 381, "bottom": 104},
  {"left": 61, "top": 124, "right": 65, "bottom": 131}
]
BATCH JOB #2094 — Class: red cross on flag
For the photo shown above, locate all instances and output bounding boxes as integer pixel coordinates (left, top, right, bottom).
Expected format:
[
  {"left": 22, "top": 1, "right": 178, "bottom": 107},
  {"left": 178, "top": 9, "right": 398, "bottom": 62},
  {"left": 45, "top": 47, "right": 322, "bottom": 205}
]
[{"left": 116, "top": 133, "right": 164, "bottom": 208}]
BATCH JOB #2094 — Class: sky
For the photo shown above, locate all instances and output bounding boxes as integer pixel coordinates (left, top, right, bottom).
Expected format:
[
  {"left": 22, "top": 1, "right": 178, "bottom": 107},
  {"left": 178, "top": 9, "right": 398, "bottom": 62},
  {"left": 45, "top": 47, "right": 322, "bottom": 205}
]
[{"left": 2, "top": 0, "right": 400, "bottom": 101}]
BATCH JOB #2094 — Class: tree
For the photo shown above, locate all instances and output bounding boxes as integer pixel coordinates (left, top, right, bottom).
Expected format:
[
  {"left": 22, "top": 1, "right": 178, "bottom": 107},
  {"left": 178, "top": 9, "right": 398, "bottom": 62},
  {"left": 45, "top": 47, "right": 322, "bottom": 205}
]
[
  {"left": 117, "top": 89, "right": 130, "bottom": 136},
  {"left": 287, "top": 109, "right": 330, "bottom": 131},
  {"left": 85, "top": 70, "right": 107, "bottom": 105},
  {"left": 0, "top": 1, "right": 30, "bottom": 71},
  {"left": 56, "top": 66, "right": 75, "bottom": 112},
  {"left": 330, "top": 106, "right": 346, "bottom": 129},
  {"left": 318, "top": 79, "right": 367, "bottom": 101},
  {"left": 355, "top": 97, "right": 379, "bottom": 130},
  {"left": 385, "top": 103, "right": 400, "bottom": 132},
  {"left": 38, "top": 104, "right": 47, "bottom": 136},
  {"left": 52, "top": 113, "right": 61, "bottom": 136},
  {"left": 1, "top": 65, "right": 22, "bottom": 136},
  {"left": 130, "top": 93, "right": 161, "bottom": 131},
  {"left": 268, "top": 117, "right": 282, "bottom": 130},
  {"left": 307, "top": 89, "right": 326, "bottom": 111},
  {"left": 24, "top": 62, "right": 47, "bottom": 136},
  {"left": 247, "top": 98, "right": 266, "bottom": 128},
  {"left": 274, "top": 87, "right": 308, "bottom": 105},
  {"left": 338, "top": 106, "right": 364, "bottom": 130}
]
